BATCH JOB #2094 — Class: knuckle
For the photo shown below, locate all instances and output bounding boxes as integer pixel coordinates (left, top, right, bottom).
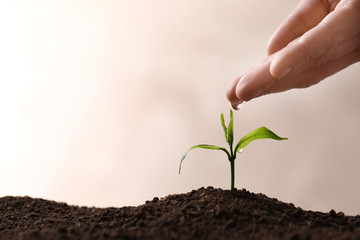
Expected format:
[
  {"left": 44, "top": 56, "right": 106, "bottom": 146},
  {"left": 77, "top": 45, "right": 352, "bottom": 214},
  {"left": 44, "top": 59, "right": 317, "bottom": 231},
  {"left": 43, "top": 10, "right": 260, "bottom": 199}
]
[{"left": 312, "top": 55, "right": 331, "bottom": 69}]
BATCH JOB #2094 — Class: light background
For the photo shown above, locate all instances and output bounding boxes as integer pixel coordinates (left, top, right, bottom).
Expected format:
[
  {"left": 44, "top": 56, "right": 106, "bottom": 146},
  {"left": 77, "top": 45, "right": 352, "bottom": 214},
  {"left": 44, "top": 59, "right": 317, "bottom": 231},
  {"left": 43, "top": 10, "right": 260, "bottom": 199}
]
[{"left": 1, "top": 0, "right": 360, "bottom": 215}]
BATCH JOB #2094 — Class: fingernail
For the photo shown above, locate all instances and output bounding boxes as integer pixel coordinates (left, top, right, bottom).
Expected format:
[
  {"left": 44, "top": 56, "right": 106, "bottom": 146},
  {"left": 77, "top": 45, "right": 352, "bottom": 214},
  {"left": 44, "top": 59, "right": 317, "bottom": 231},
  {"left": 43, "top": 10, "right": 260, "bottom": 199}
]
[{"left": 278, "top": 67, "right": 291, "bottom": 79}]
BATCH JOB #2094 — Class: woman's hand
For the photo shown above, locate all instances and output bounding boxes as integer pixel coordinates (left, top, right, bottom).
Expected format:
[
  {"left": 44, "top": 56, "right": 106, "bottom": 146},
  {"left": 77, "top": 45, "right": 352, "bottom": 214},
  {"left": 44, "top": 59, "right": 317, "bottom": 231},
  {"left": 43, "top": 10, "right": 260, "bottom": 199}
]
[{"left": 227, "top": 0, "right": 360, "bottom": 109}]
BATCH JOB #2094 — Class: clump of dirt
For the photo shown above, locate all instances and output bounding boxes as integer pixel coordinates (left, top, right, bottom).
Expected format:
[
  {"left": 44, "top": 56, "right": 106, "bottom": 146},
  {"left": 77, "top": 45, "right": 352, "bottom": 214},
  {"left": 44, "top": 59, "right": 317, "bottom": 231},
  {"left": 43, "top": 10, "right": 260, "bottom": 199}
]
[{"left": 1, "top": 187, "right": 360, "bottom": 239}]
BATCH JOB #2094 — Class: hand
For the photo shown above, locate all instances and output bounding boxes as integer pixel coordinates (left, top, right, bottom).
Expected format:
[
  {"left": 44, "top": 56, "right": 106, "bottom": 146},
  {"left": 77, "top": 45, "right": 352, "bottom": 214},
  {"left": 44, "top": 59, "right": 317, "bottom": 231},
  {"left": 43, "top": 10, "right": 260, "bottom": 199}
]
[{"left": 227, "top": 0, "right": 360, "bottom": 109}]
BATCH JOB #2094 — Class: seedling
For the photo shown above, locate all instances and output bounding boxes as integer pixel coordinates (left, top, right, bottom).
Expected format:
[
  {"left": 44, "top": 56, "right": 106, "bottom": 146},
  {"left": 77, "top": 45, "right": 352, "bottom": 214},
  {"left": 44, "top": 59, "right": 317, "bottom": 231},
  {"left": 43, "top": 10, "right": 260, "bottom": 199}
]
[{"left": 179, "top": 110, "right": 287, "bottom": 190}]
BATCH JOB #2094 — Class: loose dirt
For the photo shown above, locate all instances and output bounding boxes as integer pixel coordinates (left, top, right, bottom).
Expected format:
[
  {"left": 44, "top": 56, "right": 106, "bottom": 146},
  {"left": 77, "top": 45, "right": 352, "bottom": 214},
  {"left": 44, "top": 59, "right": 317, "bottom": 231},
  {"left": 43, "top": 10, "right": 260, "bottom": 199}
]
[{"left": 1, "top": 187, "right": 360, "bottom": 239}]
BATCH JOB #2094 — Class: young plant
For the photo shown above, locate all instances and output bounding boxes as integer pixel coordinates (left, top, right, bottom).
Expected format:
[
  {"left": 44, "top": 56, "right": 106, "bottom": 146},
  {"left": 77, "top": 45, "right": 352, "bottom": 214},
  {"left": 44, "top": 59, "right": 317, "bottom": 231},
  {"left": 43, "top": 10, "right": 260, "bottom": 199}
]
[{"left": 179, "top": 110, "right": 287, "bottom": 190}]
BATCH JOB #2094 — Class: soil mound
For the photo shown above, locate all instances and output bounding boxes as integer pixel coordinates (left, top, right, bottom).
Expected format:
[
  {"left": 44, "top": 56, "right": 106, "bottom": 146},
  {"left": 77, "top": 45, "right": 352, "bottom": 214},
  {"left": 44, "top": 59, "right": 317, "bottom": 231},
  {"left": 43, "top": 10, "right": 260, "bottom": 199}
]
[{"left": 1, "top": 187, "right": 360, "bottom": 239}]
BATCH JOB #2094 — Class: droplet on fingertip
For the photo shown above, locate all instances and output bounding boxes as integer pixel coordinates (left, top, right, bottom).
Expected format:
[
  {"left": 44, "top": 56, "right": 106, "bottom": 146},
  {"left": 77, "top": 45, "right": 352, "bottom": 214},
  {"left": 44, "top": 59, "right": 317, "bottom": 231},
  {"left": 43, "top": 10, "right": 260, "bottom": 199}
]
[{"left": 231, "top": 101, "right": 243, "bottom": 110}]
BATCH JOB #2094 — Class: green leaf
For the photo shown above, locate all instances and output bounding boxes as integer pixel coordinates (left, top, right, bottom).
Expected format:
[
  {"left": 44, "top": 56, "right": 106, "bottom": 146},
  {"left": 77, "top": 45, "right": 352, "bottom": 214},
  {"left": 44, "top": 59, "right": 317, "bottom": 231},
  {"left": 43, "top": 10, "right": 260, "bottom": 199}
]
[
  {"left": 220, "top": 113, "right": 228, "bottom": 143},
  {"left": 179, "top": 144, "right": 230, "bottom": 174},
  {"left": 235, "top": 126, "right": 287, "bottom": 153},
  {"left": 227, "top": 110, "right": 234, "bottom": 147}
]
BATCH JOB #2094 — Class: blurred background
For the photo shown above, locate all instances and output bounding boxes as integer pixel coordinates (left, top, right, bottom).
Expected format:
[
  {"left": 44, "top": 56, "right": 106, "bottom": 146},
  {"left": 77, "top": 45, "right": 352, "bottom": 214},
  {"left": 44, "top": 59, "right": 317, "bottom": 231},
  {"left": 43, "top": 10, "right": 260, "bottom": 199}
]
[{"left": 1, "top": 0, "right": 360, "bottom": 215}]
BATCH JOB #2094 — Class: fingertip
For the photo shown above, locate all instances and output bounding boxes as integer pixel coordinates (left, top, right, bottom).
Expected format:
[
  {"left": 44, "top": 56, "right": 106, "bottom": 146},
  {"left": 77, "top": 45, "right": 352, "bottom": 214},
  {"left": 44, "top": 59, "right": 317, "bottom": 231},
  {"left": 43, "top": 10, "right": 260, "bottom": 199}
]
[
  {"left": 269, "top": 54, "right": 279, "bottom": 78},
  {"left": 235, "top": 74, "right": 257, "bottom": 102},
  {"left": 226, "top": 76, "right": 244, "bottom": 109},
  {"left": 266, "top": 32, "right": 281, "bottom": 56},
  {"left": 269, "top": 53, "right": 292, "bottom": 79},
  {"left": 234, "top": 80, "right": 245, "bottom": 101},
  {"left": 266, "top": 45, "right": 276, "bottom": 57},
  {"left": 226, "top": 77, "right": 240, "bottom": 101}
]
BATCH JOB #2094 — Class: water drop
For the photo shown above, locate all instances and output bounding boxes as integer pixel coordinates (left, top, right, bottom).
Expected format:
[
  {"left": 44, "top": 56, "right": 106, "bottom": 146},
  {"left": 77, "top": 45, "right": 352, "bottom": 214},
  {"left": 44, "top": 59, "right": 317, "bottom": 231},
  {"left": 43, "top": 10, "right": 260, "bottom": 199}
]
[{"left": 232, "top": 102, "right": 243, "bottom": 110}]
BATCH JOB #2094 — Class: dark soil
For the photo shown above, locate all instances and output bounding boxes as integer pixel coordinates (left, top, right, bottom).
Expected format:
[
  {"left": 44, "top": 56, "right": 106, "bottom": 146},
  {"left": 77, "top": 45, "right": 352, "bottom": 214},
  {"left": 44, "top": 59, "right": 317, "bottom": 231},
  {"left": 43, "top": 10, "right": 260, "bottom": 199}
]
[{"left": 1, "top": 187, "right": 360, "bottom": 240}]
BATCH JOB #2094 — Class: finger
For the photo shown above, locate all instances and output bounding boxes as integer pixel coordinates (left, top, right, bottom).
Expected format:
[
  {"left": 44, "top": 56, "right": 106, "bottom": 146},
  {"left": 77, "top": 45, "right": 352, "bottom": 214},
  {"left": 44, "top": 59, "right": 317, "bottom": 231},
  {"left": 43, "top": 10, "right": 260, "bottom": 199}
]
[
  {"left": 227, "top": 58, "right": 270, "bottom": 106},
  {"left": 257, "top": 47, "right": 360, "bottom": 99},
  {"left": 270, "top": 1, "right": 360, "bottom": 79},
  {"left": 266, "top": 0, "right": 337, "bottom": 55},
  {"left": 226, "top": 76, "right": 243, "bottom": 109},
  {"left": 233, "top": 47, "right": 360, "bottom": 102},
  {"left": 285, "top": 31, "right": 360, "bottom": 78},
  {"left": 233, "top": 59, "right": 275, "bottom": 102}
]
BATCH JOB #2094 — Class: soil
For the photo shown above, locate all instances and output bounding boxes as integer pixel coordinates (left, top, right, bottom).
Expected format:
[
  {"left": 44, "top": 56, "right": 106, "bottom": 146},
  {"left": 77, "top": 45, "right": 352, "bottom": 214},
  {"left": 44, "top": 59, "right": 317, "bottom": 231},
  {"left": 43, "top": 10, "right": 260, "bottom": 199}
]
[{"left": 1, "top": 187, "right": 360, "bottom": 240}]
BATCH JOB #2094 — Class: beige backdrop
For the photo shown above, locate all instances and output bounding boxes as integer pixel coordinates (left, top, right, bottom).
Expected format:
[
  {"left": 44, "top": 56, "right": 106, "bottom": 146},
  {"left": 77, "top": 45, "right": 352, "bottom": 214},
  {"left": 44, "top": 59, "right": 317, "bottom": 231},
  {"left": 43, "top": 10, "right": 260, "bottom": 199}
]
[{"left": 1, "top": 0, "right": 360, "bottom": 215}]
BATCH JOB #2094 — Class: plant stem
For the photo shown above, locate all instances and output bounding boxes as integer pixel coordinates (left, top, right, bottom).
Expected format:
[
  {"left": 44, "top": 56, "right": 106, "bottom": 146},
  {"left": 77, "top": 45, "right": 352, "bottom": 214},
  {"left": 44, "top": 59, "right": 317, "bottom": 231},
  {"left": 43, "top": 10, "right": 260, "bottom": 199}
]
[{"left": 230, "top": 159, "right": 235, "bottom": 190}]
